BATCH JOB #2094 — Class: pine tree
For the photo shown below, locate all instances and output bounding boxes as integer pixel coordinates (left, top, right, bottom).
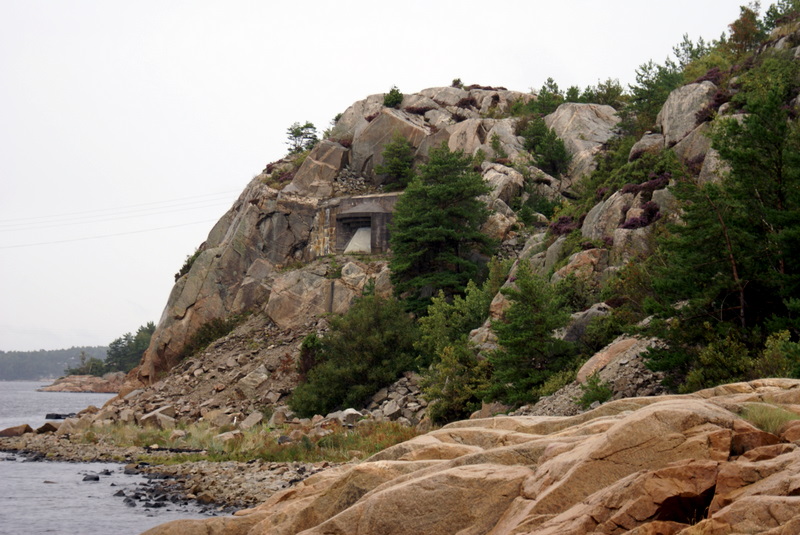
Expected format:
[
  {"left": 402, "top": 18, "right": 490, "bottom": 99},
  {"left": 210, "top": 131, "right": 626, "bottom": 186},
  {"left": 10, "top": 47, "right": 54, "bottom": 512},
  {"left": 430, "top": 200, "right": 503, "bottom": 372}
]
[
  {"left": 389, "top": 143, "right": 495, "bottom": 314},
  {"left": 484, "top": 262, "right": 574, "bottom": 405},
  {"left": 375, "top": 131, "right": 415, "bottom": 190},
  {"left": 645, "top": 52, "right": 800, "bottom": 386}
]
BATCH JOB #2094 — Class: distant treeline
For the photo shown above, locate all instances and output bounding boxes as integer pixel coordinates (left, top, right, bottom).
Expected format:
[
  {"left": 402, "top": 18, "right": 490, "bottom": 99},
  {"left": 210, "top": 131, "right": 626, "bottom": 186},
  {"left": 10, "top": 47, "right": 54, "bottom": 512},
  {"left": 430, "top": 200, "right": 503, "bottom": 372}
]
[{"left": 0, "top": 346, "right": 108, "bottom": 381}]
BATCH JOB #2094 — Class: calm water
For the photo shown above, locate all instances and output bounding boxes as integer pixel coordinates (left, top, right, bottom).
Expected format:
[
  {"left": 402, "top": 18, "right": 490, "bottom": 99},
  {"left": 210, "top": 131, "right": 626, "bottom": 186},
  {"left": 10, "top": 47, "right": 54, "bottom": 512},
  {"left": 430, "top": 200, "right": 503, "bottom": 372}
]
[
  {"left": 0, "top": 380, "right": 116, "bottom": 430},
  {"left": 0, "top": 381, "right": 216, "bottom": 535}
]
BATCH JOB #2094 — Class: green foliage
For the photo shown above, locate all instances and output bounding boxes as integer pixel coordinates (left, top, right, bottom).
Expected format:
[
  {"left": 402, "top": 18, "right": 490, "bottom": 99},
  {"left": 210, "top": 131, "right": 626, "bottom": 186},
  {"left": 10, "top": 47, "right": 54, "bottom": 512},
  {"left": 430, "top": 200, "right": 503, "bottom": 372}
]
[
  {"left": 64, "top": 351, "right": 107, "bottom": 377},
  {"left": 485, "top": 262, "right": 575, "bottom": 405},
  {"left": 577, "top": 372, "right": 613, "bottom": 409},
  {"left": 416, "top": 258, "right": 510, "bottom": 366},
  {"left": 672, "top": 33, "right": 712, "bottom": 70},
  {"left": 566, "top": 145, "right": 683, "bottom": 222},
  {"left": 490, "top": 133, "right": 508, "bottom": 160},
  {"left": 288, "top": 294, "right": 419, "bottom": 417},
  {"left": 753, "top": 330, "right": 800, "bottom": 378},
  {"left": 384, "top": 85, "right": 403, "bottom": 108},
  {"left": 647, "top": 52, "right": 800, "bottom": 383},
  {"left": 420, "top": 342, "right": 491, "bottom": 424},
  {"left": 286, "top": 121, "right": 318, "bottom": 154},
  {"left": 535, "top": 368, "right": 576, "bottom": 398},
  {"left": 297, "top": 332, "right": 322, "bottom": 381},
  {"left": 175, "top": 248, "right": 201, "bottom": 281},
  {"left": 416, "top": 259, "right": 510, "bottom": 423},
  {"left": 179, "top": 314, "right": 247, "bottom": 362},
  {"left": 682, "top": 330, "right": 754, "bottom": 392},
  {"left": 581, "top": 78, "right": 626, "bottom": 108},
  {"left": 0, "top": 347, "right": 107, "bottom": 381},
  {"left": 389, "top": 143, "right": 495, "bottom": 314},
  {"left": 104, "top": 322, "right": 156, "bottom": 373},
  {"left": 627, "top": 59, "right": 683, "bottom": 135},
  {"left": 763, "top": 0, "right": 800, "bottom": 31},
  {"left": 520, "top": 117, "right": 572, "bottom": 177},
  {"left": 533, "top": 77, "right": 565, "bottom": 115},
  {"left": 374, "top": 131, "right": 415, "bottom": 189},
  {"left": 510, "top": 77, "right": 564, "bottom": 116}
]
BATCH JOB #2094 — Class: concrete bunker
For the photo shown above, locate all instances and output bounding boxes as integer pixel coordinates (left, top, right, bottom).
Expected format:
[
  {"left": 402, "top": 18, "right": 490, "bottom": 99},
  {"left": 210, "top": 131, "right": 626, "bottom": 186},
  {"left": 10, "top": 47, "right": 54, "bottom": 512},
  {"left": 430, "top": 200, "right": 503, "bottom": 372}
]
[{"left": 335, "top": 201, "right": 392, "bottom": 254}]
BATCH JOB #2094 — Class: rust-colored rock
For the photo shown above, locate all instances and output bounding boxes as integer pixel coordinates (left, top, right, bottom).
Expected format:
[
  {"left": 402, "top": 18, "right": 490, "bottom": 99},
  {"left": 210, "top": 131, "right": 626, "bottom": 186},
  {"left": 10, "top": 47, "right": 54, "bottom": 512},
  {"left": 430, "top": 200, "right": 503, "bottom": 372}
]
[
  {"left": 0, "top": 424, "right": 33, "bottom": 437},
  {"left": 141, "top": 381, "right": 800, "bottom": 535}
]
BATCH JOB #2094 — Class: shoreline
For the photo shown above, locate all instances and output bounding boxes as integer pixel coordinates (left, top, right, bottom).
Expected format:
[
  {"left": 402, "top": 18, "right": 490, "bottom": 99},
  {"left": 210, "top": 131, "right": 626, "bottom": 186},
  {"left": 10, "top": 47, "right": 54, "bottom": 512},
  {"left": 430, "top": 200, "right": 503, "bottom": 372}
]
[{"left": 0, "top": 432, "right": 337, "bottom": 512}]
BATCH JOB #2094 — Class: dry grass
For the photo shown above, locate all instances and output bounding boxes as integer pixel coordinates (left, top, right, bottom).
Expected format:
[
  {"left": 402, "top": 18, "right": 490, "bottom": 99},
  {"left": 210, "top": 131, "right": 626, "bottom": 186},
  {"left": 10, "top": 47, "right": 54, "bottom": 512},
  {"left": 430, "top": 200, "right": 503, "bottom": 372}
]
[
  {"left": 740, "top": 403, "right": 800, "bottom": 435},
  {"left": 82, "top": 420, "right": 420, "bottom": 464}
]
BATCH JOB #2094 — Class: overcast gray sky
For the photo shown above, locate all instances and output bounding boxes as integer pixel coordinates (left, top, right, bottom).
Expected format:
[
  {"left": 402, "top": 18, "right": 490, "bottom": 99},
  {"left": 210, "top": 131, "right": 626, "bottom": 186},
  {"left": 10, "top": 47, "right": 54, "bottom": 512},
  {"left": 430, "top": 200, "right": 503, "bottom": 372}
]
[{"left": 1, "top": 0, "right": 746, "bottom": 351}]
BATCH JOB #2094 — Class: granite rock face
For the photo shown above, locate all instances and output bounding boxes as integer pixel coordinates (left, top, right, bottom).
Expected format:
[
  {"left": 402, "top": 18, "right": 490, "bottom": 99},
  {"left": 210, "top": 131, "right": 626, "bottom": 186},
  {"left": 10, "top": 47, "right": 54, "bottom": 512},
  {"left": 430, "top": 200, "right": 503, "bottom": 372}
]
[{"left": 141, "top": 380, "right": 800, "bottom": 535}]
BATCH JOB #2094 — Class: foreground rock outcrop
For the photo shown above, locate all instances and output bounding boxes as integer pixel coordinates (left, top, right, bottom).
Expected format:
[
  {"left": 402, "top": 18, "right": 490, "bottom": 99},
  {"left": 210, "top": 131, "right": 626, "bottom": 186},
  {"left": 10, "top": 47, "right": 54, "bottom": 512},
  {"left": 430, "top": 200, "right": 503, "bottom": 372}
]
[{"left": 143, "top": 379, "right": 800, "bottom": 535}]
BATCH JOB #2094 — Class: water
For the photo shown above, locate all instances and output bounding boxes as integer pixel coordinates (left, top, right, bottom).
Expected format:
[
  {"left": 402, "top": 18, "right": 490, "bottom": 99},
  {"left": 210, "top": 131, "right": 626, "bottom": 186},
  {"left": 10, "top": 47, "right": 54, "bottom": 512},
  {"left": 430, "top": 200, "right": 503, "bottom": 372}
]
[
  {"left": 0, "top": 380, "right": 116, "bottom": 431},
  {"left": 0, "top": 381, "right": 216, "bottom": 535}
]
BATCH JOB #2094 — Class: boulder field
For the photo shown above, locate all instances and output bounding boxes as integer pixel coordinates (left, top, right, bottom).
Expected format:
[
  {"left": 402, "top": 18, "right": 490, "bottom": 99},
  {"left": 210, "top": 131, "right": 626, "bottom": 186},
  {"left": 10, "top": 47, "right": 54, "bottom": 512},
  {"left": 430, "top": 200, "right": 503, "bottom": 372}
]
[{"left": 143, "top": 379, "right": 800, "bottom": 535}]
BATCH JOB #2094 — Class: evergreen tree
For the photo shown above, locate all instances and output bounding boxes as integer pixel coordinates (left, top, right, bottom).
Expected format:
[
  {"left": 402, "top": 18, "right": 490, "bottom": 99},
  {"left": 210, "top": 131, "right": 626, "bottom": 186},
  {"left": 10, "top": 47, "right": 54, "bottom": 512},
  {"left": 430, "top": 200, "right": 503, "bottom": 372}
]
[
  {"left": 105, "top": 322, "right": 155, "bottom": 373},
  {"left": 288, "top": 293, "right": 418, "bottom": 417},
  {"left": 646, "top": 52, "right": 800, "bottom": 386},
  {"left": 389, "top": 143, "right": 494, "bottom": 314},
  {"left": 286, "top": 121, "right": 318, "bottom": 153},
  {"left": 484, "top": 262, "right": 574, "bottom": 405},
  {"left": 375, "top": 131, "right": 415, "bottom": 190}
]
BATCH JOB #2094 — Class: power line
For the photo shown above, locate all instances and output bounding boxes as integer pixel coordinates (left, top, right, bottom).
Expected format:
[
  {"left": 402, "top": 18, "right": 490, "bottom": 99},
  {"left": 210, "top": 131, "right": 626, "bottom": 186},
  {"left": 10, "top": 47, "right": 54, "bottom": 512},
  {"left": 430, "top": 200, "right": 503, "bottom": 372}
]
[
  {"left": 0, "top": 190, "right": 241, "bottom": 225},
  {"left": 0, "top": 198, "right": 232, "bottom": 232},
  {"left": 0, "top": 219, "right": 219, "bottom": 249}
]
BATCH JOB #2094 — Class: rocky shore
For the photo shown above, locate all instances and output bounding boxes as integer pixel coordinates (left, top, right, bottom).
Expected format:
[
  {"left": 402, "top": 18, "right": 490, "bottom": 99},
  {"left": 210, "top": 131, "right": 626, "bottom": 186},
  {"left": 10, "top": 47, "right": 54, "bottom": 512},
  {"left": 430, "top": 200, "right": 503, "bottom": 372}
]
[{"left": 0, "top": 431, "right": 339, "bottom": 511}]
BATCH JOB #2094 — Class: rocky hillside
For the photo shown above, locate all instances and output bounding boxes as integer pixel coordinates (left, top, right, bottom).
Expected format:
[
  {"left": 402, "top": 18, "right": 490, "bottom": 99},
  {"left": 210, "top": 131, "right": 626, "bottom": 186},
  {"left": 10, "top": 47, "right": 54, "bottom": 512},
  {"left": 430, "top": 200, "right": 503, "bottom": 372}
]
[
  {"left": 143, "top": 379, "right": 800, "bottom": 535},
  {"left": 130, "top": 77, "right": 633, "bottom": 382},
  {"left": 106, "top": 14, "right": 800, "bottom": 427}
]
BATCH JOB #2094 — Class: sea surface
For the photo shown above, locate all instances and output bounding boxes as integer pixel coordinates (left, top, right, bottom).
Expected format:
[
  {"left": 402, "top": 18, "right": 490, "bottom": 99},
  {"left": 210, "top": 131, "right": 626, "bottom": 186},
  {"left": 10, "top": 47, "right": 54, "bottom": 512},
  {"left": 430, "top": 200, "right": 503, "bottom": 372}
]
[{"left": 0, "top": 381, "right": 215, "bottom": 535}]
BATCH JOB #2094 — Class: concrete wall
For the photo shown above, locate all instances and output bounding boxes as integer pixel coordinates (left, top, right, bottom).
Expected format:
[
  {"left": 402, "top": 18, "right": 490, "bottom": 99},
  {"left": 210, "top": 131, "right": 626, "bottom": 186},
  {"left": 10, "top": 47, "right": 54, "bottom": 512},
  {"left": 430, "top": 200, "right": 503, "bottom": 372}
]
[{"left": 309, "top": 192, "right": 401, "bottom": 257}]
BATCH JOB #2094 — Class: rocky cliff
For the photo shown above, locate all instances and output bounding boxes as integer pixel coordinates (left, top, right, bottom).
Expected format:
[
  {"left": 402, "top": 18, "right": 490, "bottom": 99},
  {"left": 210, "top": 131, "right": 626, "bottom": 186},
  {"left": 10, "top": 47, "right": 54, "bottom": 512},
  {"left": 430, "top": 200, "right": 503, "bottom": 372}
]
[{"left": 132, "top": 84, "right": 630, "bottom": 388}]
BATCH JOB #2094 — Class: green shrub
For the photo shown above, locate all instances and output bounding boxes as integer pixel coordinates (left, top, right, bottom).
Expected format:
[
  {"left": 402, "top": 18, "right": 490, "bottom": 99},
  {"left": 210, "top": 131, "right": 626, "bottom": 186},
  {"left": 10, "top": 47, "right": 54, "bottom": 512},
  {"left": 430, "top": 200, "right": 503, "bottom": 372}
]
[
  {"left": 384, "top": 86, "right": 403, "bottom": 108},
  {"left": 490, "top": 133, "right": 508, "bottom": 161},
  {"left": 178, "top": 314, "right": 248, "bottom": 361},
  {"left": 520, "top": 118, "right": 571, "bottom": 177},
  {"left": 577, "top": 372, "right": 613, "bottom": 409},
  {"left": 421, "top": 342, "right": 491, "bottom": 424},
  {"left": 535, "top": 368, "right": 577, "bottom": 398},
  {"left": 484, "top": 262, "right": 575, "bottom": 405},
  {"left": 289, "top": 294, "right": 419, "bottom": 417},
  {"left": 753, "top": 330, "right": 800, "bottom": 378},
  {"left": 375, "top": 131, "right": 415, "bottom": 189},
  {"left": 175, "top": 248, "right": 201, "bottom": 281}
]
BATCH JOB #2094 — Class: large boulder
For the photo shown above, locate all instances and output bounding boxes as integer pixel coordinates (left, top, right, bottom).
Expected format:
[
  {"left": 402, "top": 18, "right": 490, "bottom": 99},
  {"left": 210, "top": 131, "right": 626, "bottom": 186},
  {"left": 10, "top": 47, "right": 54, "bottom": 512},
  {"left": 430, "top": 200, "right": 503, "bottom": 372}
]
[
  {"left": 657, "top": 81, "right": 717, "bottom": 146},
  {"left": 283, "top": 140, "right": 350, "bottom": 198},
  {"left": 481, "top": 163, "right": 524, "bottom": 204},
  {"left": 581, "top": 190, "right": 635, "bottom": 241},
  {"left": 265, "top": 267, "right": 358, "bottom": 330},
  {"left": 350, "top": 108, "right": 431, "bottom": 179},
  {"left": 545, "top": 103, "right": 620, "bottom": 183}
]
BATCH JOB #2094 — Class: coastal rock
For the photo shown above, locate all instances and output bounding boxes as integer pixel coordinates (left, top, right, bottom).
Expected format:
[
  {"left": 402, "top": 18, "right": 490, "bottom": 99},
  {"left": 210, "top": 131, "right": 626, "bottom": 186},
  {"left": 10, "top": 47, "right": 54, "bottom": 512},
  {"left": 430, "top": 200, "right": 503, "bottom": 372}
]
[
  {"left": 38, "top": 372, "right": 125, "bottom": 393},
  {"left": 0, "top": 424, "right": 33, "bottom": 437},
  {"left": 140, "top": 380, "right": 800, "bottom": 535}
]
